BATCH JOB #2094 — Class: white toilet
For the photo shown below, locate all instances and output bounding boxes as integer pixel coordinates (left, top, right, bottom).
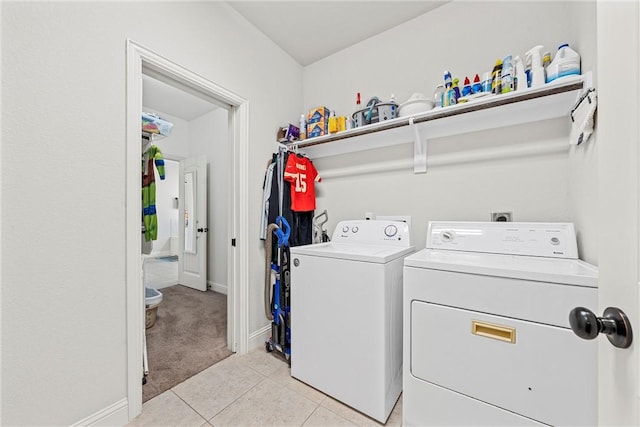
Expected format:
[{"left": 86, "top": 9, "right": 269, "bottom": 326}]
[{"left": 145, "top": 287, "right": 163, "bottom": 329}]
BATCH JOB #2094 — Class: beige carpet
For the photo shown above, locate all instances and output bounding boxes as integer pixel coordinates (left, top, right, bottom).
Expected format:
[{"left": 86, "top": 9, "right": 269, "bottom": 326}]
[{"left": 143, "top": 285, "right": 233, "bottom": 402}]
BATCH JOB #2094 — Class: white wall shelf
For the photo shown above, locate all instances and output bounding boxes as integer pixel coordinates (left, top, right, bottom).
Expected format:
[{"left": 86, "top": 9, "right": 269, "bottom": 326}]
[{"left": 290, "top": 74, "right": 587, "bottom": 174}]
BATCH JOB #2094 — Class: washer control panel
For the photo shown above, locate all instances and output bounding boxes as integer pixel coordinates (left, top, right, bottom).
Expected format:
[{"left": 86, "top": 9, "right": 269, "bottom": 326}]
[
  {"left": 426, "top": 221, "right": 579, "bottom": 259},
  {"left": 332, "top": 220, "right": 411, "bottom": 246}
]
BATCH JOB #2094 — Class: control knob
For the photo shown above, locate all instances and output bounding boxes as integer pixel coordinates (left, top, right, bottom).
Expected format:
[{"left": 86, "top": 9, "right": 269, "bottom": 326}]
[
  {"left": 384, "top": 224, "right": 398, "bottom": 237},
  {"left": 441, "top": 230, "right": 455, "bottom": 242}
]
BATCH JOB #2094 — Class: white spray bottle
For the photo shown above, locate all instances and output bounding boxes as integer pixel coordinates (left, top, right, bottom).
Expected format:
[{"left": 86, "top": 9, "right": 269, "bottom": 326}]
[
  {"left": 513, "top": 55, "right": 527, "bottom": 91},
  {"left": 525, "top": 45, "right": 545, "bottom": 88}
]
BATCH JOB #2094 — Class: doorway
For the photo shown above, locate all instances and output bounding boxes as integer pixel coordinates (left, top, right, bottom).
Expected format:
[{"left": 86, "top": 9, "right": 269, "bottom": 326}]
[
  {"left": 126, "top": 39, "right": 250, "bottom": 419},
  {"left": 140, "top": 97, "right": 228, "bottom": 400}
]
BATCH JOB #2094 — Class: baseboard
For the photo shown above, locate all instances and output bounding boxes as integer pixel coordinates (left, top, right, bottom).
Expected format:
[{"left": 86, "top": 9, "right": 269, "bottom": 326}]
[
  {"left": 71, "top": 398, "right": 128, "bottom": 427},
  {"left": 248, "top": 324, "right": 271, "bottom": 351},
  {"left": 208, "top": 280, "right": 227, "bottom": 295}
]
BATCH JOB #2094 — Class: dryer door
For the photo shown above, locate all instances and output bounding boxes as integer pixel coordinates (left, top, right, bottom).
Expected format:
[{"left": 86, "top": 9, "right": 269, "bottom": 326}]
[{"left": 411, "top": 301, "right": 596, "bottom": 426}]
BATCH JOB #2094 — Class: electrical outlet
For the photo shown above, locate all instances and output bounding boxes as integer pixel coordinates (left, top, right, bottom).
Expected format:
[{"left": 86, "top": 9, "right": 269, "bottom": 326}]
[{"left": 491, "top": 211, "right": 513, "bottom": 222}]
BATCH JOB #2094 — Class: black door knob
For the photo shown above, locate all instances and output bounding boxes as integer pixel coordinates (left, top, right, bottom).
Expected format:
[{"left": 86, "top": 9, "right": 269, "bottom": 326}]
[{"left": 569, "top": 306, "right": 633, "bottom": 349}]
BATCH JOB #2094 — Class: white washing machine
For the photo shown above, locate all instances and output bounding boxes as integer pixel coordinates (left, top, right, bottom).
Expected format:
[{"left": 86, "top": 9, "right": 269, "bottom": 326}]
[
  {"left": 403, "top": 221, "right": 598, "bottom": 426},
  {"left": 290, "top": 220, "right": 415, "bottom": 423}
]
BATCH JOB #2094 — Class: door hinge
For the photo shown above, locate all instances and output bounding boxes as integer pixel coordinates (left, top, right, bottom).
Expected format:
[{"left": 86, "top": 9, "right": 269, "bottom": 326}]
[{"left": 231, "top": 238, "right": 236, "bottom": 247}]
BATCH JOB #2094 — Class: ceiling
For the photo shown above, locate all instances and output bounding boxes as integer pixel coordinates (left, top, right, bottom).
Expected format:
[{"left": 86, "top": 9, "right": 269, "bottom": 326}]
[
  {"left": 142, "top": 75, "right": 220, "bottom": 121},
  {"left": 143, "top": 1, "right": 447, "bottom": 120},
  {"left": 227, "top": 1, "right": 447, "bottom": 66}
]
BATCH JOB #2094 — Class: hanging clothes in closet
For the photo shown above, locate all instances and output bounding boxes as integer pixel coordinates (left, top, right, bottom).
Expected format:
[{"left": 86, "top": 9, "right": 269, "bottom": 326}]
[
  {"left": 142, "top": 141, "right": 166, "bottom": 242},
  {"left": 284, "top": 152, "right": 321, "bottom": 246},
  {"left": 261, "top": 147, "right": 321, "bottom": 248}
]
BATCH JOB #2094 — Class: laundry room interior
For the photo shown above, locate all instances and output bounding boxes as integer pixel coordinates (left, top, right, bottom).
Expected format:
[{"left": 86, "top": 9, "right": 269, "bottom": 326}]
[
  {"left": 300, "top": 1, "right": 597, "bottom": 264},
  {"left": 2, "top": 1, "right": 638, "bottom": 426}
]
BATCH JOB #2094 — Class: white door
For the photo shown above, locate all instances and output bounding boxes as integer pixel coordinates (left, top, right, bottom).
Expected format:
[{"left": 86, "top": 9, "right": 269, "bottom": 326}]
[
  {"left": 179, "top": 155, "right": 208, "bottom": 291},
  {"left": 593, "top": 2, "right": 639, "bottom": 425}
]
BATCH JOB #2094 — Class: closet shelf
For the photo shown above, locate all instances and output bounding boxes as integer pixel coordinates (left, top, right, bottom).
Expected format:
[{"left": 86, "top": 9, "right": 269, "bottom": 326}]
[
  {"left": 142, "top": 131, "right": 165, "bottom": 141},
  {"left": 290, "top": 74, "right": 587, "bottom": 173}
]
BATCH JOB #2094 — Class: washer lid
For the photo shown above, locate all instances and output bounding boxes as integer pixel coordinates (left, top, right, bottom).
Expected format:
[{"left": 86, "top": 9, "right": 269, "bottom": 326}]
[
  {"left": 404, "top": 248, "right": 598, "bottom": 287},
  {"left": 291, "top": 242, "right": 415, "bottom": 263}
]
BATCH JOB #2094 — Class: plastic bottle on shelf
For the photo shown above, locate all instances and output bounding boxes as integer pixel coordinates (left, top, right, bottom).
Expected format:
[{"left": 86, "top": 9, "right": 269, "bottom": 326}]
[
  {"left": 462, "top": 76, "right": 472, "bottom": 97},
  {"left": 501, "top": 55, "right": 514, "bottom": 94},
  {"left": 472, "top": 74, "right": 482, "bottom": 94},
  {"left": 443, "top": 70, "right": 453, "bottom": 107},
  {"left": 546, "top": 44, "right": 581, "bottom": 83},
  {"left": 434, "top": 84, "right": 445, "bottom": 108},
  {"left": 481, "top": 71, "right": 492, "bottom": 93},
  {"left": 513, "top": 56, "right": 527, "bottom": 91},
  {"left": 328, "top": 110, "right": 339, "bottom": 133},
  {"left": 299, "top": 114, "right": 306, "bottom": 141},
  {"left": 389, "top": 94, "right": 398, "bottom": 118},
  {"left": 542, "top": 51, "right": 551, "bottom": 83},
  {"left": 525, "top": 45, "right": 545, "bottom": 88},
  {"left": 452, "top": 78, "right": 461, "bottom": 101},
  {"left": 491, "top": 59, "right": 503, "bottom": 94}
]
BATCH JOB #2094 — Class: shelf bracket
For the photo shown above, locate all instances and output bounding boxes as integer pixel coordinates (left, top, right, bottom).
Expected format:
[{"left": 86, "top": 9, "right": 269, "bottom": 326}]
[{"left": 410, "top": 118, "right": 427, "bottom": 174}]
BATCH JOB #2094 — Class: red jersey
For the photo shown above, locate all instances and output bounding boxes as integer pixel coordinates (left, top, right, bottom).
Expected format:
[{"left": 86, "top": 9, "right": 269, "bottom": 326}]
[{"left": 284, "top": 154, "right": 321, "bottom": 212}]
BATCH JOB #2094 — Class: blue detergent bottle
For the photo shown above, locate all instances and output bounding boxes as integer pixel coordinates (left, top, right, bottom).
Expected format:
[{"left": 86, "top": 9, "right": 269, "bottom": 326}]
[
  {"left": 443, "top": 70, "right": 453, "bottom": 106},
  {"left": 462, "top": 76, "right": 472, "bottom": 97},
  {"left": 546, "top": 44, "right": 581, "bottom": 83}
]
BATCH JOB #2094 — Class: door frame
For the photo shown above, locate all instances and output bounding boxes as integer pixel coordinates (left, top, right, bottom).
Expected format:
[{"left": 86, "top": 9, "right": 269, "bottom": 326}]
[{"left": 125, "top": 39, "right": 250, "bottom": 419}]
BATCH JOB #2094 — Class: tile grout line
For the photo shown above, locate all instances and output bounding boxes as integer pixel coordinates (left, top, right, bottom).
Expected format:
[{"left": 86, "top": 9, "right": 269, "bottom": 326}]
[
  {"left": 232, "top": 357, "right": 325, "bottom": 427},
  {"left": 204, "top": 372, "right": 270, "bottom": 423},
  {"left": 168, "top": 355, "right": 270, "bottom": 424},
  {"left": 168, "top": 389, "right": 209, "bottom": 425},
  {"left": 298, "top": 403, "right": 322, "bottom": 427}
]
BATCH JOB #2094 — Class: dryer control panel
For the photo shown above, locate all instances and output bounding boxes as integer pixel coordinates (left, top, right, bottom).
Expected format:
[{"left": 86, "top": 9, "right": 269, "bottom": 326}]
[
  {"left": 332, "top": 220, "right": 411, "bottom": 246},
  {"left": 426, "top": 221, "right": 578, "bottom": 259}
]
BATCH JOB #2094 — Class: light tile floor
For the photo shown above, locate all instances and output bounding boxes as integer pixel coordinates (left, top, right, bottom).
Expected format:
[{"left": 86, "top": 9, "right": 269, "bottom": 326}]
[
  {"left": 144, "top": 256, "right": 179, "bottom": 290},
  {"left": 129, "top": 348, "right": 403, "bottom": 427}
]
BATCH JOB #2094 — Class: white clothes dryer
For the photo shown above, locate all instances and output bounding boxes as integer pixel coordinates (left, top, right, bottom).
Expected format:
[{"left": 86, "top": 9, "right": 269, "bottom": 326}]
[
  {"left": 290, "top": 220, "right": 415, "bottom": 423},
  {"left": 403, "top": 221, "right": 598, "bottom": 427}
]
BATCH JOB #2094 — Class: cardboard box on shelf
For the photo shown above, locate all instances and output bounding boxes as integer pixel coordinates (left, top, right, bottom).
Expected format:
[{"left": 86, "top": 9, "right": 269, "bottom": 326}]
[
  {"left": 277, "top": 124, "right": 300, "bottom": 142},
  {"left": 307, "top": 107, "right": 331, "bottom": 124},
  {"left": 307, "top": 120, "right": 328, "bottom": 138}
]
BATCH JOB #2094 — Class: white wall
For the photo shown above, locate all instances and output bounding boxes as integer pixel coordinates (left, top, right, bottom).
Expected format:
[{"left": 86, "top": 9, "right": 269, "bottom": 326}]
[
  {"left": 148, "top": 111, "right": 191, "bottom": 159},
  {"left": 189, "top": 108, "right": 230, "bottom": 292},
  {"left": 1, "top": 2, "right": 301, "bottom": 425},
  {"left": 147, "top": 108, "right": 229, "bottom": 290},
  {"left": 302, "top": 1, "right": 598, "bottom": 263}
]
